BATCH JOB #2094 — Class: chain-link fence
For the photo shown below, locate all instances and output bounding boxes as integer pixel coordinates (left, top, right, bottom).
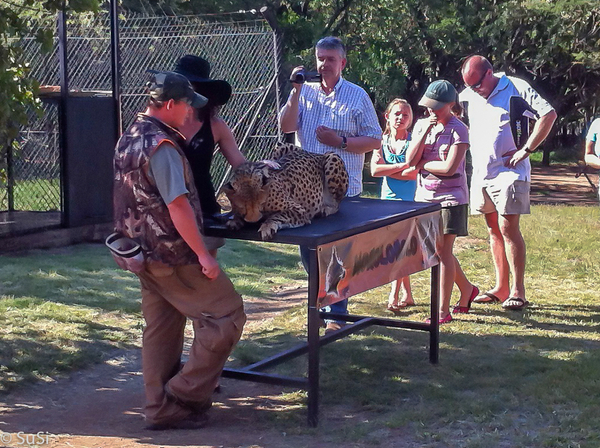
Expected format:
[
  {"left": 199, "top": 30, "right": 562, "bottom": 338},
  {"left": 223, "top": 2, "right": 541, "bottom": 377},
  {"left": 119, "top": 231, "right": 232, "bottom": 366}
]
[{"left": 2, "top": 10, "right": 281, "bottom": 234}]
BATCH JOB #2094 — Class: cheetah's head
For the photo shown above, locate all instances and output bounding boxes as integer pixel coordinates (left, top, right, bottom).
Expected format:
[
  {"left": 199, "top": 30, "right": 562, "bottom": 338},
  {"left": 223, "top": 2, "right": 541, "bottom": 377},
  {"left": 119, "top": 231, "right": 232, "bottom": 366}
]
[{"left": 223, "top": 162, "right": 271, "bottom": 223}]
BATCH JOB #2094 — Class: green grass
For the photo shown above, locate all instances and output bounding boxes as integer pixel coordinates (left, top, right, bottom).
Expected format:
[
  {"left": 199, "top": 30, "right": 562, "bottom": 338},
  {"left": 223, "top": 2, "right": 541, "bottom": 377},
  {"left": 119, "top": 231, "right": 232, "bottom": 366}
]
[
  {"left": 1, "top": 205, "right": 600, "bottom": 446},
  {"left": 0, "top": 178, "right": 60, "bottom": 211}
]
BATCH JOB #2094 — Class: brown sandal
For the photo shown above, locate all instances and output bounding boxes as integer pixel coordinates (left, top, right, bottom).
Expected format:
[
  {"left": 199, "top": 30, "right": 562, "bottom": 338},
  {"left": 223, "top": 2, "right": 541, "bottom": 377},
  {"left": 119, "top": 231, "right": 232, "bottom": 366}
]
[{"left": 473, "top": 291, "right": 502, "bottom": 304}]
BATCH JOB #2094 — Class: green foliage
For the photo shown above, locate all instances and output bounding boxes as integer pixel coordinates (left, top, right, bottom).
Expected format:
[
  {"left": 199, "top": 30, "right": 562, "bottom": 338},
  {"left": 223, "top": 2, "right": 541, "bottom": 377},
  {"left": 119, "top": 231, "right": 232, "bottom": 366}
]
[
  {"left": 0, "top": 0, "right": 101, "bottom": 186},
  {"left": 183, "top": 0, "right": 600, "bottom": 143}
]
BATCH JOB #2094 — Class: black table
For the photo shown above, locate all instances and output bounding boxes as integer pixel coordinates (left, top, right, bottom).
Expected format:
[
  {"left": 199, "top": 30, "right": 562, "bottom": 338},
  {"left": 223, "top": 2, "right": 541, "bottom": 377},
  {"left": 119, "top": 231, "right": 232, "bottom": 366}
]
[{"left": 205, "top": 197, "right": 441, "bottom": 426}]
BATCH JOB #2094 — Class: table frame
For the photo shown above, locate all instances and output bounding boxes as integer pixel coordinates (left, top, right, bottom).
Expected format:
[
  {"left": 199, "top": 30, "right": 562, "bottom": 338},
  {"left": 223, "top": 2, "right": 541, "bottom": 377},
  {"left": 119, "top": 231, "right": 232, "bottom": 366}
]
[{"left": 205, "top": 198, "right": 441, "bottom": 427}]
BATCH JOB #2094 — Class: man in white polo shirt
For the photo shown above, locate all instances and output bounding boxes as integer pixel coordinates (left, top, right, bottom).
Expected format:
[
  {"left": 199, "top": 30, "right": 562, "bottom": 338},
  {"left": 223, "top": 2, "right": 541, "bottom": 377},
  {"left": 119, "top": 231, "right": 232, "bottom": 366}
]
[
  {"left": 460, "top": 55, "right": 557, "bottom": 310},
  {"left": 280, "top": 36, "right": 382, "bottom": 332}
]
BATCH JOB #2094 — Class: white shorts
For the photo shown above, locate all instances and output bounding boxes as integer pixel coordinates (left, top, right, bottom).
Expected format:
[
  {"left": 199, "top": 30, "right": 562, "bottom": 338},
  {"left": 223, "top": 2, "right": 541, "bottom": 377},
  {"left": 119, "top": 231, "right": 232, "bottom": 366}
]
[{"left": 470, "top": 179, "right": 531, "bottom": 215}]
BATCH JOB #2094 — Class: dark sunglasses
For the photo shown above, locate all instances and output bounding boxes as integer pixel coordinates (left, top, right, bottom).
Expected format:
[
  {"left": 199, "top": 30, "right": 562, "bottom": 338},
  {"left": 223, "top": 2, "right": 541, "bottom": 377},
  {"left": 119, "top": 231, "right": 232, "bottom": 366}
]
[{"left": 465, "top": 69, "right": 488, "bottom": 89}]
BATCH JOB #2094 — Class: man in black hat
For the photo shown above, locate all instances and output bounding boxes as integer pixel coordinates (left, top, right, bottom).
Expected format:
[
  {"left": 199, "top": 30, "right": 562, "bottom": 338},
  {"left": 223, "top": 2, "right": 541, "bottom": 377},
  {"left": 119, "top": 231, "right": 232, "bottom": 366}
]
[
  {"left": 174, "top": 55, "right": 246, "bottom": 255},
  {"left": 112, "top": 71, "right": 246, "bottom": 430}
]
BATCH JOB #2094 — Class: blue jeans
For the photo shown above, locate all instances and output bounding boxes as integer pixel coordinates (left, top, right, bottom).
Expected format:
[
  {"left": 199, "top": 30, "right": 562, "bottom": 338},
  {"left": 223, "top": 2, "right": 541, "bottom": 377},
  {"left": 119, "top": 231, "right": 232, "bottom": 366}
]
[{"left": 299, "top": 245, "right": 348, "bottom": 325}]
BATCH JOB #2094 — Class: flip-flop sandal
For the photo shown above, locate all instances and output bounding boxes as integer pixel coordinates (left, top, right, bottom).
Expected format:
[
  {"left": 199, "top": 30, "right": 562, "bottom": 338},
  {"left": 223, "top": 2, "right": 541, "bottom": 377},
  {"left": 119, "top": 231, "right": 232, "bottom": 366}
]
[
  {"left": 502, "top": 297, "right": 529, "bottom": 310},
  {"left": 473, "top": 291, "right": 502, "bottom": 304}
]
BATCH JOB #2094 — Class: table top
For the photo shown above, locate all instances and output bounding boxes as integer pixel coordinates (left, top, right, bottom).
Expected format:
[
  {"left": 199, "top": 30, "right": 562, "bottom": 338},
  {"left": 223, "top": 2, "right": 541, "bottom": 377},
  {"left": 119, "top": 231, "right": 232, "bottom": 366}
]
[{"left": 204, "top": 197, "right": 440, "bottom": 246}]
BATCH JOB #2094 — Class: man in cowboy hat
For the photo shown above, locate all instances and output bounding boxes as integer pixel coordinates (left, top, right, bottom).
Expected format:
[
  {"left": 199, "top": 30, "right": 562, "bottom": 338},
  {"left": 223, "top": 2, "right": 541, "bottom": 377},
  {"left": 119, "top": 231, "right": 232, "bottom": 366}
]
[
  {"left": 112, "top": 70, "right": 246, "bottom": 430},
  {"left": 174, "top": 55, "right": 246, "bottom": 254}
]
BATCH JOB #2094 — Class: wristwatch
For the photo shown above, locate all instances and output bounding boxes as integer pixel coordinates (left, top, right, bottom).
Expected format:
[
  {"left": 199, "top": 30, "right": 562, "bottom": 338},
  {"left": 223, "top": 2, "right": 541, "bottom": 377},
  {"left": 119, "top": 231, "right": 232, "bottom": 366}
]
[
  {"left": 340, "top": 136, "right": 348, "bottom": 150},
  {"left": 524, "top": 146, "right": 535, "bottom": 154}
]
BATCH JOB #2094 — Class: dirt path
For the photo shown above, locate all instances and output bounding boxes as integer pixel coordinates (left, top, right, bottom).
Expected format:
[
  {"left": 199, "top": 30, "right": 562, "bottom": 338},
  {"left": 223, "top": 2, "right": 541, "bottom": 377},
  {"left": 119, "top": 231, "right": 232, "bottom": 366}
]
[
  {"left": 0, "top": 165, "right": 596, "bottom": 448},
  {"left": 0, "top": 289, "right": 323, "bottom": 448},
  {"left": 530, "top": 163, "right": 598, "bottom": 206}
]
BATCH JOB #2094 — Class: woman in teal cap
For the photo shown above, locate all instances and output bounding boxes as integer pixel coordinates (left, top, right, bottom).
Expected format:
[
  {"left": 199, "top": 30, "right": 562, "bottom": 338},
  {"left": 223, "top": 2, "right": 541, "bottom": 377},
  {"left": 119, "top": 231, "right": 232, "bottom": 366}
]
[{"left": 406, "top": 80, "right": 479, "bottom": 324}]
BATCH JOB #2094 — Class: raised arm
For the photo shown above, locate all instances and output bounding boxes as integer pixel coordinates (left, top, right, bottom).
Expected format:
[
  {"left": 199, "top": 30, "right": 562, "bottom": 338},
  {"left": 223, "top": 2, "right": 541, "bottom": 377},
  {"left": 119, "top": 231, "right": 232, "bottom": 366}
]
[
  {"left": 213, "top": 117, "right": 246, "bottom": 169},
  {"left": 406, "top": 117, "right": 436, "bottom": 166},
  {"left": 279, "top": 67, "right": 304, "bottom": 133}
]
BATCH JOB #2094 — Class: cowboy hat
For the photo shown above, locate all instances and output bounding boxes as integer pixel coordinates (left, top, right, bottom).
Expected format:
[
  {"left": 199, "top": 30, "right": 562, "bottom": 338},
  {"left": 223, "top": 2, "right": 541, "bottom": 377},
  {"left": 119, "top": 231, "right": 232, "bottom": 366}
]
[{"left": 174, "top": 55, "right": 232, "bottom": 106}]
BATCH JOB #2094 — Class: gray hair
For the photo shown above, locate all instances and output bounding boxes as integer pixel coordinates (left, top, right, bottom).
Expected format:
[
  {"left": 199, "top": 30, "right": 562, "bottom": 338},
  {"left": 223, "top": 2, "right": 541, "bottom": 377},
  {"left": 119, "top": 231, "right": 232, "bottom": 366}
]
[{"left": 315, "top": 36, "right": 346, "bottom": 59}]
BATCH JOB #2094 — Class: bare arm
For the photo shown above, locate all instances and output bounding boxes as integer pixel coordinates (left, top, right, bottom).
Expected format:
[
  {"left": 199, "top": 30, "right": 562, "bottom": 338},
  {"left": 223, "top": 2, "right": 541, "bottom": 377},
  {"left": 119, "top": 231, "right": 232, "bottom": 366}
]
[
  {"left": 585, "top": 139, "right": 600, "bottom": 169},
  {"left": 345, "top": 136, "right": 381, "bottom": 154},
  {"left": 280, "top": 67, "right": 304, "bottom": 133},
  {"left": 508, "top": 110, "right": 558, "bottom": 167},
  {"left": 422, "top": 143, "right": 469, "bottom": 176},
  {"left": 316, "top": 126, "right": 380, "bottom": 154},
  {"left": 370, "top": 146, "right": 417, "bottom": 179},
  {"left": 212, "top": 118, "right": 246, "bottom": 169},
  {"left": 406, "top": 118, "right": 436, "bottom": 166},
  {"left": 167, "top": 195, "right": 220, "bottom": 279}
]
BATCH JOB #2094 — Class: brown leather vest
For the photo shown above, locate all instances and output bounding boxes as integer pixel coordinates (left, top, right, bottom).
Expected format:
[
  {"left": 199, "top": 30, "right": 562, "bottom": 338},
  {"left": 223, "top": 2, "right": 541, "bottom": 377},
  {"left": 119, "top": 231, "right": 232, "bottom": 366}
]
[{"left": 113, "top": 114, "right": 204, "bottom": 266}]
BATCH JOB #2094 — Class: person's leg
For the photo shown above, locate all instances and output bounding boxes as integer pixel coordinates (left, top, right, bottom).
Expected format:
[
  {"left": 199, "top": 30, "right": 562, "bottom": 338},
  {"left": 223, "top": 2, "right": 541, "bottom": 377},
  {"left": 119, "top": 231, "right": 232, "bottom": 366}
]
[
  {"left": 484, "top": 211, "right": 511, "bottom": 301},
  {"left": 453, "top": 256, "right": 477, "bottom": 307},
  {"left": 138, "top": 274, "right": 190, "bottom": 426},
  {"left": 388, "top": 280, "right": 400, "bottom": 306},
  {"left": 170, "top": 306, "right": 246, "bottom": 410},
  {"left": 388, "top": 277, "right": 414, "bottom": 306},
  {"left": 138, "top": 264, "right": 245, "bottom": 425},
  {"left": 164, "top": 266, "right": 245, "bottom": 407},
  {"left": 498, "top": 213, "right": 526, "bottom": 300},
  {"left": 438, "top": 233, "right": 457, "bottom": 318}
]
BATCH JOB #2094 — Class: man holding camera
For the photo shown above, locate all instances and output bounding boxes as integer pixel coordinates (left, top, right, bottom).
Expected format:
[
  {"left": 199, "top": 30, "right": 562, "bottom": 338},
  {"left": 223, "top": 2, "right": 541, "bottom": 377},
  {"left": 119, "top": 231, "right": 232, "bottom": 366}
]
[{"left": 279, "top": 36, "right": 382, "bottom": 332}]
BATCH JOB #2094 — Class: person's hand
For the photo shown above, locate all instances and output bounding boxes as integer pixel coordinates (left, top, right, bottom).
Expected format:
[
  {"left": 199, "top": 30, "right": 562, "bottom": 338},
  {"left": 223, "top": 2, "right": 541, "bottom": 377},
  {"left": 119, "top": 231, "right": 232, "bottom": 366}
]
[
  {"left": 316, "top": 125, "right": 342, "bottom": 148},
  {"left": 259, "top": 159, "right": 281, "bottom": 169},
  {"left": 506, "top": 148, "right": 529, "bottom": 168},
  {"left": 197, "top": 253, "right": 220, "bottom": 280},
  {"left": 290, "top": 66, "right": 305, "bottom": 89},
  {"left": 427, "top": 113, "right": 438, "bottom": 128}
]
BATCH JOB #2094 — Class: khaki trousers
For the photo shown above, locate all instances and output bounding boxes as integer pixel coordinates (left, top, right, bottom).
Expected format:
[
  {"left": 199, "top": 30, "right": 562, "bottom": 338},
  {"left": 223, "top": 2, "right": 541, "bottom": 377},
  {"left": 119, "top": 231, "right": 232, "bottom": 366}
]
[{"left": 137, "top": 263, "right": 246, "bottom": 425}]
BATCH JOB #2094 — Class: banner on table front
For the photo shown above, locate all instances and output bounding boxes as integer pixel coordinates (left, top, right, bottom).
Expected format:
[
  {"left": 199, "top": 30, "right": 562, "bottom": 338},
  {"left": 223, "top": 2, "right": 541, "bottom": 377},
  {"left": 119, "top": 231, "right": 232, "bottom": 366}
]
[{"left": 317, "top": 211, "right": 441, "bottom": 308}]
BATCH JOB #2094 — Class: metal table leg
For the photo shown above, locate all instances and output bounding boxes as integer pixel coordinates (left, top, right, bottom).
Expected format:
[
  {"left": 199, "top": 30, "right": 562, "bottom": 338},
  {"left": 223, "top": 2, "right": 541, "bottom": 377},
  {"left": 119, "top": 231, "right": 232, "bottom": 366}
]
[
  {"left": 306, "top": 246, "right": 320, "bottom": 427},
  {"left": 430, "top": 263, "right": 440, "bottom": 364}
]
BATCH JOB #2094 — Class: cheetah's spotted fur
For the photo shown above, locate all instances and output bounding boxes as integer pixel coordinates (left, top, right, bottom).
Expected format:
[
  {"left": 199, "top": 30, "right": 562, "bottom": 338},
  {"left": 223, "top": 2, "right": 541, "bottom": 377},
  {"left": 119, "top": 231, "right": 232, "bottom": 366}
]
[{"left": 223, "top": 142, "right": 349, "bottom": 240}]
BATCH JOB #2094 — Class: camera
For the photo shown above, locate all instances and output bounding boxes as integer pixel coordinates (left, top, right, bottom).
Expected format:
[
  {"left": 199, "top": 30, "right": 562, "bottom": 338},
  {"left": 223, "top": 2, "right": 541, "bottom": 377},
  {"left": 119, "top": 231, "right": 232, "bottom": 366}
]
[{"left": 290, "top": 70, "right": 322, "bottom": 84}]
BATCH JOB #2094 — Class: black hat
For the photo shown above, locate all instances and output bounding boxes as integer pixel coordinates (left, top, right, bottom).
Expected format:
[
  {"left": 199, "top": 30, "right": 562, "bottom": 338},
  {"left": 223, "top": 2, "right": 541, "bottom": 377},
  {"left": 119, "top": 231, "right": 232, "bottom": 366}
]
[
  {"left": 147, "top": 71, "right": 208, "bottom": 108},
  {"left": 174, "top": 55, "right": 232, "bottom": 106}
]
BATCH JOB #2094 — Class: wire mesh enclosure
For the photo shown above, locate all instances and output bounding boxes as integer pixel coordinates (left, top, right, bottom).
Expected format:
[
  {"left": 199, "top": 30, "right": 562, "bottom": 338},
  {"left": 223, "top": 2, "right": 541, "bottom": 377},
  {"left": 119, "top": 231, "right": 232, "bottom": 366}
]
[{"left": 2, "top": 10, "right": 281, "bottom": 235}]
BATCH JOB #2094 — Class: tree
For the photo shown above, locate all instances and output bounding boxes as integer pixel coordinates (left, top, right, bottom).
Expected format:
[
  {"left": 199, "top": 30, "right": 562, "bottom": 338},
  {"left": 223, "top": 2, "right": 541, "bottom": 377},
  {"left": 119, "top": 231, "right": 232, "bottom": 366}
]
[{"left": 0, "top": 0, "right": 101, "bottom": 184}]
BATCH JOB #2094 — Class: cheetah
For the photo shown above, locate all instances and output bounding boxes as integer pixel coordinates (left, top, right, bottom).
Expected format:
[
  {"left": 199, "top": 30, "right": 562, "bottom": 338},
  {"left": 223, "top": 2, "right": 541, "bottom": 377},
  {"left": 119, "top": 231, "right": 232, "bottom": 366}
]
[{"left": 222, "top": 142, "right": 349, "bottom": 240}]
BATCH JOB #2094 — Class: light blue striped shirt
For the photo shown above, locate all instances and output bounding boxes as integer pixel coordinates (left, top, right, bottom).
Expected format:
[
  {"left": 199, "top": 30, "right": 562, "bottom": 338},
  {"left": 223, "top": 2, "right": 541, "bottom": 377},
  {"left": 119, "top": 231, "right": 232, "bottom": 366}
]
[{"left": 293, "top": 77, "right": 382, "bottom": 196}]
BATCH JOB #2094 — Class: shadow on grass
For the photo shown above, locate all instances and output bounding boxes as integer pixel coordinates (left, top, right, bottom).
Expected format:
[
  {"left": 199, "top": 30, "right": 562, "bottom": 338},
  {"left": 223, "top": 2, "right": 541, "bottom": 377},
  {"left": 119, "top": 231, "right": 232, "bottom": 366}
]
[
  {"left": 466, "top": 304, "right": 600, "bottom": 334},
  {"left": 221, "top": 312, "right": 600, "bottom": 444},
  {"left": 0, "top": 326, "right": 137, "bottom": 394}
]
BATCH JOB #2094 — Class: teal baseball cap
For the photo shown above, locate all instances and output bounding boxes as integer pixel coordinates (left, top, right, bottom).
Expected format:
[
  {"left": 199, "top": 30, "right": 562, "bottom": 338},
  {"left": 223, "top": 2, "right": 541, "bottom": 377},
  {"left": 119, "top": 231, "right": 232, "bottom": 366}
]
[
  {"left": 418, "top": 80, "right": 458, "bottom": 110},
  {"left": 146, "top": 71, "right": 208, "bottom": 108}
]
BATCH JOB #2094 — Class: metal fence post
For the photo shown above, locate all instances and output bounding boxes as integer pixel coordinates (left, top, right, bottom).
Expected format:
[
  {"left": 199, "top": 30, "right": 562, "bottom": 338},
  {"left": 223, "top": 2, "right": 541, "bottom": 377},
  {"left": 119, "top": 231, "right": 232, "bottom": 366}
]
[{"left": 57, "top": 7, "right": 70, "bottom": 227}]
